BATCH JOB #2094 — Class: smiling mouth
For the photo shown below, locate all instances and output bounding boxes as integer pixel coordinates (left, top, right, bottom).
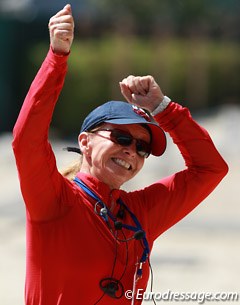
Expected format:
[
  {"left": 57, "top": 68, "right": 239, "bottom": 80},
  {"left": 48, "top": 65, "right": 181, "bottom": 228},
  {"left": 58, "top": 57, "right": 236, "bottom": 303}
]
[{"left": 112, "top": 158, "right": 132, "bottom": 170}]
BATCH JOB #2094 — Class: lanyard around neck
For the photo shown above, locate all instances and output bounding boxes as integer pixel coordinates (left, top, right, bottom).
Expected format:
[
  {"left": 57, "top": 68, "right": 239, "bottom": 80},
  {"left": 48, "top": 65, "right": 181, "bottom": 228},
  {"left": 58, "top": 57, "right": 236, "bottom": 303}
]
[{"left": 73, "top": 177, "right": 150, "bottom": 270}]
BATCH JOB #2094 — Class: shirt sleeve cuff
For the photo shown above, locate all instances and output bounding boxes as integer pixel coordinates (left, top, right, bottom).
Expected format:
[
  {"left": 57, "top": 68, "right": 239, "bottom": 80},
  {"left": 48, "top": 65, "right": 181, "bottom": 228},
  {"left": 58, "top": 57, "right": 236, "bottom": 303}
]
[{"left": 46, "top": 46, "right": 70, "bottom": 66}]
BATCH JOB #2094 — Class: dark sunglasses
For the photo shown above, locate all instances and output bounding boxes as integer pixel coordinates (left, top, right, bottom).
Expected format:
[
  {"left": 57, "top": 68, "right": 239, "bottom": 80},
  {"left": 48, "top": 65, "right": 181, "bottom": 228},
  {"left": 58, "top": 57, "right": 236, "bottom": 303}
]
[{"left": 91, "top": 128, "right": 151, "bottom": 158}]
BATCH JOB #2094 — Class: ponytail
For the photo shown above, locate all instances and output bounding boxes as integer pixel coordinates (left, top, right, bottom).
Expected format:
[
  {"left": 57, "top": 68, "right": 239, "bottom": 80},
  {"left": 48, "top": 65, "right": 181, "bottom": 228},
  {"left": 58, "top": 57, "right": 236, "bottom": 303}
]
[{"left": 60, "top": 156, "right": 82, "bottom": 181}]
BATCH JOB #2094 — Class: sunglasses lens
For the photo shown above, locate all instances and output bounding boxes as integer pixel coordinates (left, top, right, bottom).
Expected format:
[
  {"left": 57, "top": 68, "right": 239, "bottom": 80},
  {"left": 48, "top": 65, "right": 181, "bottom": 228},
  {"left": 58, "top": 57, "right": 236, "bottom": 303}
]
[
  {"left": 136, "top": 141, "right": 151, "bottom": 158},
  {"left": 112, "top": 130, "right": 151, "bottom": 158},
  {"left": 111, "top": 130, "right": 133, "bottom": 146}
]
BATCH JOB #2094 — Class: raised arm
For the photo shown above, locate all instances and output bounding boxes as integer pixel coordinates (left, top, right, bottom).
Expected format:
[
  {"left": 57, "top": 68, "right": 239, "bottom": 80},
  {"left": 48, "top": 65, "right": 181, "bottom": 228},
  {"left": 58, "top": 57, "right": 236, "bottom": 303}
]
[
  {"left": 12, "top": 5, "right": 75, "bottom": 221},
  {"left": 120, "top": 75, "right": 228, "bottom": 240}
]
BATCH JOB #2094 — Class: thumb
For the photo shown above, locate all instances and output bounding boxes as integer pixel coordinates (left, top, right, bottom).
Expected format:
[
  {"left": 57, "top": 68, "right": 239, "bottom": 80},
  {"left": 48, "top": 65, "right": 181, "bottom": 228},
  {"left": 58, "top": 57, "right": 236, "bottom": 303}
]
[
  {"left": 131, "top": 94, "right": 146, "bottom": 105},
  {"left": 63, "top": 4, "right": 72, "bottom": 14}
]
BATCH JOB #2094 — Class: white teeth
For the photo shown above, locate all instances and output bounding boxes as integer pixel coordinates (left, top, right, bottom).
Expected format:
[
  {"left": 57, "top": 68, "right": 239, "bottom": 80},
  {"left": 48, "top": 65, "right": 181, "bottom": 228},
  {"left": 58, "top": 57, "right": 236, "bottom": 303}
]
[{"left": 112, "top": 158, "right": 131, "bottom": 170}]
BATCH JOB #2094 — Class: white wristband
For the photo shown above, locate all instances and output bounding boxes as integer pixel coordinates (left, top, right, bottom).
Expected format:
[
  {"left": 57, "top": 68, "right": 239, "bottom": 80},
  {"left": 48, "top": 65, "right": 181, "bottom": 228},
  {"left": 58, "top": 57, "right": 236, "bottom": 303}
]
[{"left": 151, "top": 96, "right": 171, "bottom": 116}]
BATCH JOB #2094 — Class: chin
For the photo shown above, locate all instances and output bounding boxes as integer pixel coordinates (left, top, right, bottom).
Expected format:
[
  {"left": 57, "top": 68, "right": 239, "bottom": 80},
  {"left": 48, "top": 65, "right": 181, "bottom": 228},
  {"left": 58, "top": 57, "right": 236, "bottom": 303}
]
[
  {"left": 105, "top": 178, "right": 125, "bottom": 190},
  {"left": 103, "top": 167, "right": 134, "bottom": 189}
]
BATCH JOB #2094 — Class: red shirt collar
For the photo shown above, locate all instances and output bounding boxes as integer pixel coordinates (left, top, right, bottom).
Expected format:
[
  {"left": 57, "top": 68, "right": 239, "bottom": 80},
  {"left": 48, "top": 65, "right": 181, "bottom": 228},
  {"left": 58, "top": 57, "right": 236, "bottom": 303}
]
[{"left": 75, "top": 172, "right": 121, "bottom": 208}]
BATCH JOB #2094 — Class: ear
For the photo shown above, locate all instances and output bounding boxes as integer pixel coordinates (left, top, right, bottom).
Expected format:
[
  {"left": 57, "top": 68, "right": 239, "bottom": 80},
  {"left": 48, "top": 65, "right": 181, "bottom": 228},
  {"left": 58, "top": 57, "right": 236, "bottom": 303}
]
[{"left": 78, "top": 132, "right": 91, "bottom": 155}]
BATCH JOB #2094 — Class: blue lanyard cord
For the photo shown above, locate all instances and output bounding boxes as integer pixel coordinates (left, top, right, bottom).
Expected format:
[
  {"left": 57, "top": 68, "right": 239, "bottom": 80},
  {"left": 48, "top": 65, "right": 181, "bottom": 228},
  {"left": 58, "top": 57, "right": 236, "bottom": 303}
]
[
  {"left": 73, "top": 177, "right": 117, "bottom": 223},
  {"left": 73, "top": 177, "right": 150, "bottom": 269},
  {"left": 118, "top": 198, "right": 150, "bottom": 263}
]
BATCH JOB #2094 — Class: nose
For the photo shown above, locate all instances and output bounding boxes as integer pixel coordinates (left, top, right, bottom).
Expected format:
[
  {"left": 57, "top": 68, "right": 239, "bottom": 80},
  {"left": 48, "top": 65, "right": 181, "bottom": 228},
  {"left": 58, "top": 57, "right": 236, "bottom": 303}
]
[{"left": 123, "top": 141, "right": 136, "bottom": 157}]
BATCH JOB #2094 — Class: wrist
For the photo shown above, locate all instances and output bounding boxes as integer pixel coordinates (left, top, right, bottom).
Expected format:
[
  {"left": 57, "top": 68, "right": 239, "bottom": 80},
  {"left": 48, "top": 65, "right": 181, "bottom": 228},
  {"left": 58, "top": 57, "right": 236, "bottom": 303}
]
[
  {"left": 151, "top": 96, "right": 171, "bottom": 116},
  {"left": 50, "top": 45, "right": 70, "bottom": 57}
]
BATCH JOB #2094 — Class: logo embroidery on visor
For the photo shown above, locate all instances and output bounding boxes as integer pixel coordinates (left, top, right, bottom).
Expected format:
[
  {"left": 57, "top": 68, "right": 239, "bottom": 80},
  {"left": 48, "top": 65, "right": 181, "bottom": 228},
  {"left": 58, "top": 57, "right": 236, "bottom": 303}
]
[{"left": 132, "top": 105, "right": 151, "bottom": 122}]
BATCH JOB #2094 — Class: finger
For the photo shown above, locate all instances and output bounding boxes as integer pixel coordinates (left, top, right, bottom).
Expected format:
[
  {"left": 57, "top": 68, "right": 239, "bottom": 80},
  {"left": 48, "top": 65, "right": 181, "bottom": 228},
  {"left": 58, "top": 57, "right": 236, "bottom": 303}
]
[
  {"left": 147, "top": 75, "right": 159, "bottom": 92},
  {"left": 125, "top": 75, "right": 148, "bottom": 96},
  {"left": 53, "top": 4, "right": 72, "bottom": 18},
  {"left": 49, "top": 26, "right": 74, "bottom": 42},
  {"left": 133, "top": 77, "right": 147, "bottom": 96},
  {"left": 49, "top": 15, "right": 74, "bottom": 28},
  {"left": 122, "top": 75, "right": 141, "bottom": 96},
  {"left": 49, "top": 18, "right": 74, "bottom": 38},
  {"left": 120, "top": 76, "right": 134, "bottom": 90},
  {"left": 49, "top": 6, "right": 73, "bottom": 30},
  {"left": 64, "top": 4, "right": 72, "bottom": 14},
  {"left": 54, "top": 30, "right": 74, "bottom": 41},
  {"left": 50, "top": 22, "right": 74, "bottom": 32},
  {"left": 119, "top": 82, "right": 133, "bottom": 103},
  {"left": 131, "top": 93, "right": 146, "bottom": 105},
  {"left": 121, "top": 75, "right": 134, "bottom": 87},
  {"left": 138, "top": 76, "right": 150, "bottom": 91}
]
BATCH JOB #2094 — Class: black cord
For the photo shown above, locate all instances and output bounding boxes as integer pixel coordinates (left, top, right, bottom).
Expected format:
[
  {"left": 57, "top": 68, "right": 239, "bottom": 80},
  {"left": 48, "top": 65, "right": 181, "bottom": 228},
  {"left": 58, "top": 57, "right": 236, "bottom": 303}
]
[
  {"left": 93, "top": 225, "right": 129, "bottom": 304},
  {"left": 110, "top": 230, "right": 119, "bottom": 278},
  {"left": 93, "top": 292, "right": 105, "bottom": 305},
  {"left": 93, "top": 226, "right": 117, "bottom": 304},
  {"left": 117, "top": 229, "right": 129, "bottom": 282}
]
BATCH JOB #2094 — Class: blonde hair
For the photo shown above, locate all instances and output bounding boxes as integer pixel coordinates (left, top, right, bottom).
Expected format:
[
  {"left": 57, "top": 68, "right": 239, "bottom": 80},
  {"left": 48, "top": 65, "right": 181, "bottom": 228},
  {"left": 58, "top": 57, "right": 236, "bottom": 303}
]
[
  {"left": 60, "top": 156, "right": 83, "bottom": 181},
  {"left": 60, "top": 125, "right": 104, "bottom": 180}
]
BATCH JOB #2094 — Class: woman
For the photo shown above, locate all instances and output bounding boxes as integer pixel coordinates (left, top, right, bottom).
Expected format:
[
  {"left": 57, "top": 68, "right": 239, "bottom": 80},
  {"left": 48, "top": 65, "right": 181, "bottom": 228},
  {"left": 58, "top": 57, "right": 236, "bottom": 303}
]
[{"left": 12, "top": 4, "right": 228, "bottom": 305}]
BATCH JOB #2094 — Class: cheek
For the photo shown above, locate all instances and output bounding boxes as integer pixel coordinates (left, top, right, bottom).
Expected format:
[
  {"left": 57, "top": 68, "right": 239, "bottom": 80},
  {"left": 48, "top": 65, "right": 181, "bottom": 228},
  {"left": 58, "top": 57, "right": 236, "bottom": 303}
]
[
  {"left": 135, "top": 159, "right": 144, "bottom": 174},
  {"left": 90, "top": 141, "right": 114, "bottom": 164}
]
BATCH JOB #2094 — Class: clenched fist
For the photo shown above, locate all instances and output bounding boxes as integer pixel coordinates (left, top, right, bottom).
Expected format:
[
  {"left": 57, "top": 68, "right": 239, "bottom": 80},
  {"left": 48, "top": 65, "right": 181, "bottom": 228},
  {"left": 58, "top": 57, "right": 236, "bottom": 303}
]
[
  {"left": 48, "top": 4, "right": 74, "bottom": 55},
  {"left": 119, "top": 75, "right": 165, "bottom": 113}
]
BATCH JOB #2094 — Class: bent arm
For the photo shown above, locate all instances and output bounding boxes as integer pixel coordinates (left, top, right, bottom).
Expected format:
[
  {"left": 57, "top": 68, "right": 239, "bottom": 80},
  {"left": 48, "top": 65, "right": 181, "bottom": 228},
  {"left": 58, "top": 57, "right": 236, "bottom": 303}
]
[
  {"left": 12, "top": 49, "right": 71, "bottom": 221},
  {"left": 142, "top": 102, "right": 228, "bottom": 239}
]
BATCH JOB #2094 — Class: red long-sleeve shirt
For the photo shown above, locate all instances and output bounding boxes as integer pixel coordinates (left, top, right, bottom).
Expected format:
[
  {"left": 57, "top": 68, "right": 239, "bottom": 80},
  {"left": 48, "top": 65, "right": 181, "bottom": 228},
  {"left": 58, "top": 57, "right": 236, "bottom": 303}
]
[{"left": 12, "top": 48, "right": 228, "bottom": 305}]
